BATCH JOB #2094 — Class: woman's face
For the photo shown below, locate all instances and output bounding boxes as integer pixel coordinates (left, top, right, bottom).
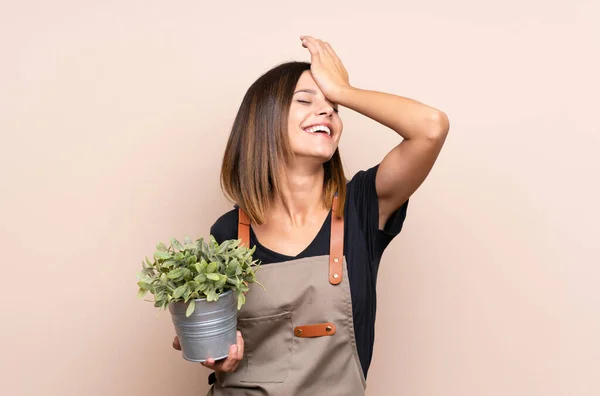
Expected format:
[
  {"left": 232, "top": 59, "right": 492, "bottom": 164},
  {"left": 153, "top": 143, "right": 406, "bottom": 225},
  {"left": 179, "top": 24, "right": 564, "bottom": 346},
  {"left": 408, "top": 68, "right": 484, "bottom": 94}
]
[{"left": 287, "top": 71, "right": 343, "bottom": 163}]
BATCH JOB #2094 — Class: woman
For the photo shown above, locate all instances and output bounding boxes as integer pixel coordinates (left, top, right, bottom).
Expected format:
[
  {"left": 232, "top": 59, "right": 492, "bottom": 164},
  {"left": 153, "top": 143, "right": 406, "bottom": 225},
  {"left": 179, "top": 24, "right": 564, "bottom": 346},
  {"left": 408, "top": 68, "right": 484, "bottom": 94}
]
[{"left": 173, "top": 36, "right": 449, "bottom": 395}]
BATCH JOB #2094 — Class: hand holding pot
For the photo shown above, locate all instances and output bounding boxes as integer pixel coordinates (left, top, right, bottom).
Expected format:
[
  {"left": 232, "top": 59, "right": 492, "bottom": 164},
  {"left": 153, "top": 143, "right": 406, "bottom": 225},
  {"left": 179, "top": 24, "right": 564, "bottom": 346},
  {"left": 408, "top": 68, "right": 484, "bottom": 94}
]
[{"left": 172, "top": 330, "right": 245, "bottom": 372}]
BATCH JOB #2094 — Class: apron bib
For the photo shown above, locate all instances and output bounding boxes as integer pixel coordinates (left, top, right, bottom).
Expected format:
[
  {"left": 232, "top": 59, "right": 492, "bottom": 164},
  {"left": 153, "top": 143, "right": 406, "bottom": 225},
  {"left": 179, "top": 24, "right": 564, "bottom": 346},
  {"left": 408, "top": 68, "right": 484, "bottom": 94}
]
[{"left": 208, "top": 197, "right": 366, "bottom": 395}]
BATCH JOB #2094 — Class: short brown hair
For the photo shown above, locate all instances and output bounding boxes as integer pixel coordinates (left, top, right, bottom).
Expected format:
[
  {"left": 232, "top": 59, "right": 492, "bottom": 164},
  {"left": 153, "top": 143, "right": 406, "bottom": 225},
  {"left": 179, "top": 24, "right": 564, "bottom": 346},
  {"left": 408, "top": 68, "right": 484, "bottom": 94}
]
[{"left": 220, "top": 61, "right": 347, "bottom": 225}]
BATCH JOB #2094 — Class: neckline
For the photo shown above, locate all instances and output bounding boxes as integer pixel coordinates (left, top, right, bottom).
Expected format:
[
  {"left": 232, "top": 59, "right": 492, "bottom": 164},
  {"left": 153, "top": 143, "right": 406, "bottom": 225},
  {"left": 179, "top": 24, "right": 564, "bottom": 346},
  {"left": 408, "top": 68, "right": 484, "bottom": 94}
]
[{"left": 250, "top": 210, "right": 332, "bottom": 260}]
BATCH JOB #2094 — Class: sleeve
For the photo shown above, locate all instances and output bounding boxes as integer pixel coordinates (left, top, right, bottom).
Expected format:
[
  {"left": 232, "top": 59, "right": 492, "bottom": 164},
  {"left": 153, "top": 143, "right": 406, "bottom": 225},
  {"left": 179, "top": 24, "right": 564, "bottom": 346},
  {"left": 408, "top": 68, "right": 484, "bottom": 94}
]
[{"left": 347, "top": 164, "right": 409, "bottom": 265}]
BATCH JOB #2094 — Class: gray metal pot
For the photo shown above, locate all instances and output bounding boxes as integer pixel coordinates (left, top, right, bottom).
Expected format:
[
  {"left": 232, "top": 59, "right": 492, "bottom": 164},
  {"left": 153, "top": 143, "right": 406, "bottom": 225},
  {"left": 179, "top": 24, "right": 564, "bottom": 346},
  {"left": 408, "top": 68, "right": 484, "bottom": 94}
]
[{"left": 169, "top": 289, "right": 238, "bottom": 362}]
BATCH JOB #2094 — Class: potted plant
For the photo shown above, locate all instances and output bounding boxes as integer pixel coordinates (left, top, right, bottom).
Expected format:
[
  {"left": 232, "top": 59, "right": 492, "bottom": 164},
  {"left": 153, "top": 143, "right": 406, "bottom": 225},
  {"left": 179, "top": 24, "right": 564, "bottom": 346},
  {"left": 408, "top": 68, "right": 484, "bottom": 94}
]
[{"left": 136, "top": 235, "right": 262, "bottom": 362}]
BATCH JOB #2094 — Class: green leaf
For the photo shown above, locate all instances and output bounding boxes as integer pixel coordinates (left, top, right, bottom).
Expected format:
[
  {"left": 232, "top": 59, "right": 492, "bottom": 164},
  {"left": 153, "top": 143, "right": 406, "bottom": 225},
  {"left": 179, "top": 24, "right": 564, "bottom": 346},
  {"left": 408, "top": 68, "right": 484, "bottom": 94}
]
[
  {"left": 216, "top": 274, "right": 227, "bottom": 289},
  {"left": 156, "top": 242, "right": 168, "bottom": 252},
  {"left": 226, "top": 277, "right": 238, "bottom": 286},
  {"left": 137, "top": 281, "right": 151, "bottom": 291},
  {"left": 194, "top": 274, "right": 207, "bottom": 283},
  {"left": 154, "top": 251, "right": 171, "bottom": 260},
  {"left": 160, "top": 273, "right": 168, "bottom": 284},
  {"left": 206, "top": 262, "right": 218, "bottom": 273},
  {"left": 136, "top": 273, "right": 151, "bottom": 282},
  {"left": 237, "top": 292, "right": 245, "bottom": 310},
  {"left": 184, "top": 235, "right": 193, "bottom": 245},
  {"left": 244, "top": 271, "right": 256, "bottom": 283},
  {"left": 186, "top": 300, "right": 196, "bottom": 317},
  {"left": 206, "top": 273, "right": 220, "bottom": 281},
  {"left": 174, "top": 252, "right": 184, "bottom": 261},
  {"left": 137, "top": 288, "right": 148, "bottom": 299},
  {"left": 167, "top": 268, "right": 185, "bottom": 280},
  {"left": 183, "top": 243, "right": 196, "bottom": 251},
  {"left": 173, "top": 284, "right": 187, "bottom": 299},
  {"left": 226, "top": 259, "right": 239, "bottom": 276},
  {"left": 217, "top": 240, "right": 229, "bottom": 254},
  {"left": 170, "top": 238, "right": 183, "bottom": 252},
  {"left": 162, "top": 260, "right": 176, "bottom": 268},
  {"left": 199, "top": 239, "right": 208, "bottom": 254},
  {"left": 140, "top": 267, "right": 154, "bottom": 276},
  {"left": 206, "top": 289, "right": 217, "bottom": 302}
]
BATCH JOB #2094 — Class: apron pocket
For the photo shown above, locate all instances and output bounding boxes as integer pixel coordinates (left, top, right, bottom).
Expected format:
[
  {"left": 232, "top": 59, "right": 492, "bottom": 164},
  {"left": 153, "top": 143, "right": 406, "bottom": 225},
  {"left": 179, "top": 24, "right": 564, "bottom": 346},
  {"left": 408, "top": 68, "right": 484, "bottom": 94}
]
[{"left": 238, "top": 311, "right": 293, "bottom": 384}]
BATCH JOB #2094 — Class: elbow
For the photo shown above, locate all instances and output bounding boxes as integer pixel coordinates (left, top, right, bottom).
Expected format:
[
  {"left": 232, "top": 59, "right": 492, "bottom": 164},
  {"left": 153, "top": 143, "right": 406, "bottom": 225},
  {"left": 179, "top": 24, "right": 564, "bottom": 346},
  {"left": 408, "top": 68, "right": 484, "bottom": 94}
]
[{"left": 425, "top": 110, "right": 450, "bottom": 142}]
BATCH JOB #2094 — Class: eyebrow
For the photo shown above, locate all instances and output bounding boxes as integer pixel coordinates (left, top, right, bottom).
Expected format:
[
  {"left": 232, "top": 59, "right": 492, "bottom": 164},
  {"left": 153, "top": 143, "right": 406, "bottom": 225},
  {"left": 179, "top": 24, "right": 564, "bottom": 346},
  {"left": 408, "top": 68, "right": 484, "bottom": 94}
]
[{"left": 293, "top": 89, "right": 318, "bottom": 95}]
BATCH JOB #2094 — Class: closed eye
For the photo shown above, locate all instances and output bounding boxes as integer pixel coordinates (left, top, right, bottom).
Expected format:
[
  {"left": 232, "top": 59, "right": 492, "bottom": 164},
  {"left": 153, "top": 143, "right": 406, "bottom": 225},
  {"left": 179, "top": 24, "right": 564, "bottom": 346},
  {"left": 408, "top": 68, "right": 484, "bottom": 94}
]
[{"left": 296, "top": 100, "right": 339, "bottom": 113}]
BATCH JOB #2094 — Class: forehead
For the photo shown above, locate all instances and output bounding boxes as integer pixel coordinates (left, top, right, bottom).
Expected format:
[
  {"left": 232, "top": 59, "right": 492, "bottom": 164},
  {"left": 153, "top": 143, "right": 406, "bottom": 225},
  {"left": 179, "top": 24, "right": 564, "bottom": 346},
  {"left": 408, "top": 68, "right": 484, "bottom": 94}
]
[{"left": 294, "top": 71, "right": 321, "bottom": 92}]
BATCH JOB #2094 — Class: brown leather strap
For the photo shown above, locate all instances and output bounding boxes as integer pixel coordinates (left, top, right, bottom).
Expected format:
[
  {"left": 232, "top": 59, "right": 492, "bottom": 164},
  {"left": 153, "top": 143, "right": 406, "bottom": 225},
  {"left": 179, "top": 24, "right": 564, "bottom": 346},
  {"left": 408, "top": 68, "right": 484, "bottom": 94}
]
[
  {"left": 294, "top": 323, "right": 336, "bottom": 338},
  {"left": 237, "top": 195, "right": 344, "bottom": 285},
  {"left": 238, "top": 207, "right": 250, "bottom": 248},
  {"left": 329, "top": 196, "right": 344, "bottom": 285}
]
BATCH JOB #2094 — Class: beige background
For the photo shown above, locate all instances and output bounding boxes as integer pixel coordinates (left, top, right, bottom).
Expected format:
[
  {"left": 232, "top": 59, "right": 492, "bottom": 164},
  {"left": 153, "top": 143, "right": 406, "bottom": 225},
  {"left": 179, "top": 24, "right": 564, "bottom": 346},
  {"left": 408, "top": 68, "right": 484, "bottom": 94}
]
[{"left": 1, "top": 1, "right": 599, "bottom": 395}]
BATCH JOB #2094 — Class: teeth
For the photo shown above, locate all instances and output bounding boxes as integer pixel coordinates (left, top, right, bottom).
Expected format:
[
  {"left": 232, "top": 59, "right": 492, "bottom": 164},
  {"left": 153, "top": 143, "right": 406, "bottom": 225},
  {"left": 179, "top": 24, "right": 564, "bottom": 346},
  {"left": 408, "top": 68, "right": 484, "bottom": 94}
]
[{"left": 304, "top": 125, "right": 331, "bottom": 135}]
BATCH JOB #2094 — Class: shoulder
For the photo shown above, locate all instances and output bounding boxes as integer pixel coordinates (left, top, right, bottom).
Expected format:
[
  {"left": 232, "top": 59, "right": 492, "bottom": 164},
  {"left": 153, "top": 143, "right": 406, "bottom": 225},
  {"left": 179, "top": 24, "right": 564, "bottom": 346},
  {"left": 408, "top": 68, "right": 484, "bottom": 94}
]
[
  {"left": 209, "top": 207, "right": 239, "bottom": 244},
  {"left": 347, "top": 164, "right": 380, "bottom": 190},
  {"left": 344, "top": 164, "right": 380, "bottom": 217},
  {"left": 344, "top": 163, "right": 409, "bottom": 256}
]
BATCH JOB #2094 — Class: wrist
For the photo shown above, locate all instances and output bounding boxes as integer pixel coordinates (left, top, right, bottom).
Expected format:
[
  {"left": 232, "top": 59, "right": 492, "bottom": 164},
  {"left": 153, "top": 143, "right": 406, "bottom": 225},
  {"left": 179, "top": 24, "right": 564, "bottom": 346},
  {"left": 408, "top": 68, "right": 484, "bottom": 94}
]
[{"left": 331, "top": 85, "right": 357, "bottom": 105}]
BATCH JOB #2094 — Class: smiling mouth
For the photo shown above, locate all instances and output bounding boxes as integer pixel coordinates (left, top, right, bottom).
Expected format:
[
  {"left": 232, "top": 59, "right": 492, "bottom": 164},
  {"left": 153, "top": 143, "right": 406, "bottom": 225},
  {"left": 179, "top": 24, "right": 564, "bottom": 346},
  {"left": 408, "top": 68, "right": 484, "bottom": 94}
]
[{"left": 303, "top": 125, "right": 332, "bottom": 136}]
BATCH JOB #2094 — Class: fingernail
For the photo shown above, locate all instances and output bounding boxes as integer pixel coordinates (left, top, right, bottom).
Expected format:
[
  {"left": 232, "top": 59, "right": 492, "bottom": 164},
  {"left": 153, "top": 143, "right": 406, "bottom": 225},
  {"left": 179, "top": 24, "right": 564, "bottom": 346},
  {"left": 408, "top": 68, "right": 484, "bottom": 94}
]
[{"left": 237, "top": 330, "right": 242, "bottom": 337}]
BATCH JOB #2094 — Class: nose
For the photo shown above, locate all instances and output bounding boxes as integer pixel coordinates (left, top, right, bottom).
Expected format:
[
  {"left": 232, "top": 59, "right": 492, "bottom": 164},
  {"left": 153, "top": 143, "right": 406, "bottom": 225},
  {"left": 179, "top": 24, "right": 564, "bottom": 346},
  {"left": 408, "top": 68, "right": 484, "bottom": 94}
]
[{"left": 316, "top": 105, "right": 334, "bottom": 117}]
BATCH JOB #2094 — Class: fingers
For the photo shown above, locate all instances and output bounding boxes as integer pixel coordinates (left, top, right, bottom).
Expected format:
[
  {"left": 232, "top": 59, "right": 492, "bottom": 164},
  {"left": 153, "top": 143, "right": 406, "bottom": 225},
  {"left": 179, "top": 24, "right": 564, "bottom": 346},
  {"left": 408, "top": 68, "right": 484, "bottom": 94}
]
[
  {"left": 236, "top": 330, "right": 244, "bottom": 360},
  {"left": 221, "top": 344, "right": 240, "bottom": 371},
  {"left": 301, "top": 36, "right": 325, "bottom": 53},
  {"left": 172, "top": 336, "right": 181, "bottom": 350},
  {"left": 200, "top": 333, "right": 244, "bottom": 372},
  {"left": 300, "top": 36, "right": 331, "bottom": 51},
  {"left": 301, "top": 36, "right": 341, "bottom": 63},
  {"left": 323, "top": 42, "right": 338, "bottom": 59},
  {"left": 200, "top": 357, "right": 217, "bottom": 369},
  {"left": 300, "top": 36, "right": 321, "bottom": 58},
  {"left": 201, "top": 345, "right": 239, "bottom": 371},
  {"left": 175, "top": 333, "right": 243, "bottom": 372}
]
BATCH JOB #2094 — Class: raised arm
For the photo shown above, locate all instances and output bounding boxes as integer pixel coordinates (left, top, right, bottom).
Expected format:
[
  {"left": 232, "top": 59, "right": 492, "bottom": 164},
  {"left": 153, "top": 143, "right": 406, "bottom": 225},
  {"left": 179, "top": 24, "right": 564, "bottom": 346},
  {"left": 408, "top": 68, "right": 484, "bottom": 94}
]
[{"left": 301, "top": 36, "right": 449, "bottom": 228}]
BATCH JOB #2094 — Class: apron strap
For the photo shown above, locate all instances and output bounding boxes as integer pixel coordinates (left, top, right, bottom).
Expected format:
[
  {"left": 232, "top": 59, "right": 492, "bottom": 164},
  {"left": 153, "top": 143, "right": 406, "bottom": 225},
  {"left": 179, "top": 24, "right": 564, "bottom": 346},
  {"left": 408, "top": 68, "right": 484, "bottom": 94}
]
[
  {"left": 329, "top": 195, "right": 344, "bottom": 285},
  {"left": 237, "top": 196, "right": 345, "bottom": 285},
  {"left": 238, "top": 207, "right": 251, "bottom": 248}
]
